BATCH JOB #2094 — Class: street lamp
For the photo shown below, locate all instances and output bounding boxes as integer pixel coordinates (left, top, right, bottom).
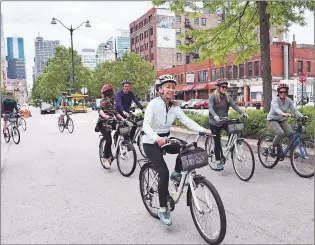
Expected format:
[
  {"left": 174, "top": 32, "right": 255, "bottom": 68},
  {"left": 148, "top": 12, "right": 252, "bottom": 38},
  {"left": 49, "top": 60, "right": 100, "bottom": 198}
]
[
  {"left": 51, "top": 17, "right": 91, "bottom": 90},
  {"left": 105, "top": 39, "right": 128, "bottom": 60}
]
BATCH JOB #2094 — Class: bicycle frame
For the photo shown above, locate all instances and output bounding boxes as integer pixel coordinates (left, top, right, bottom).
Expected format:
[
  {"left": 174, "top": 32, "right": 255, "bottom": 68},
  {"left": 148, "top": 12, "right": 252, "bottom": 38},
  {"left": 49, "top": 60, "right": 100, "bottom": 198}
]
[{"left": 277, "top": 131, "right": 307, "bottom": 158}]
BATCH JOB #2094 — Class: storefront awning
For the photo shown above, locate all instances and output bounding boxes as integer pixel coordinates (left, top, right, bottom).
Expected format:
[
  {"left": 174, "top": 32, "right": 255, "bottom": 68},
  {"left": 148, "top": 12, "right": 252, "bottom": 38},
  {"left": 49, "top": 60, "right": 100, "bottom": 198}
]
[
  {"left": 182, "top": 84, "right": 196, "bottom": 91},
  {"left": 193, "top": 83, "right": 208, "bottom": 90}
]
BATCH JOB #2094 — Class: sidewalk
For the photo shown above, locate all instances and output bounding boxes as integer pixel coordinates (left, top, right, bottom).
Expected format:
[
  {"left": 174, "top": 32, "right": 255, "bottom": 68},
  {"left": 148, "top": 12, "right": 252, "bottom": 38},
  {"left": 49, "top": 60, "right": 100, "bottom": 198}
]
[
  {"left": 1, "top": 137, "right": 10, "bottom": 171},
  {"left": 170, "top": 126, "right": 259, "bottom": 152}
]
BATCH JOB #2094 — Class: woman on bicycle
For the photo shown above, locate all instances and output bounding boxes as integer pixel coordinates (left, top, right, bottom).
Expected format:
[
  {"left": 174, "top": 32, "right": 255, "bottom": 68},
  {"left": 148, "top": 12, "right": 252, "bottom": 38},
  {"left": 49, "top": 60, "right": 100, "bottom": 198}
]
[
  {"left": 98, "top": 84, "right": 125, "bottom": 169},
  {"left": 142, "top": 74, "right": 211, "bottom": 226},
  {"left": 267, "top": 83, "right": 305, "bottom": 153},
  {"left": 209, "top": 79, "right": 248, "bottom": 170}
]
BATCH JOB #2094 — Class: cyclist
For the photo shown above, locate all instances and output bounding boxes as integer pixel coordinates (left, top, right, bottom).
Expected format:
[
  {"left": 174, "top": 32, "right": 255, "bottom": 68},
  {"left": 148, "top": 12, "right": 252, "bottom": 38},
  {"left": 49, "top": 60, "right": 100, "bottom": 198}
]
[
  {"left": 98, "top": 84, "right": 125, "bottom": 169},
  {"left": 142, "top": 74, "right": 211, "bottom": 226},
  {"left": 56, "top": 92, "right": 72, "bottom": 125},
  {"left": 267, "top": 83, "right": 305, "bottom": 153},
  {"left": 2, "top": 90, "right": 19, "bottom": 137},
  {"left": 209, "top": 79, "right": 248, "bottom": 170},
  {"left": 116, "top": 79, "right": 145, "bottom": 140}
]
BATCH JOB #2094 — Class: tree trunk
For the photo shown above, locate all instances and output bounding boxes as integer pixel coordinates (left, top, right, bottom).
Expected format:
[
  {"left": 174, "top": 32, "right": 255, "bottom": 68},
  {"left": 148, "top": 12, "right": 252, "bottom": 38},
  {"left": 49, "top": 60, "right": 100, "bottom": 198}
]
[{"left": 258, "top": 1, "right": 272, "bottom": 112}]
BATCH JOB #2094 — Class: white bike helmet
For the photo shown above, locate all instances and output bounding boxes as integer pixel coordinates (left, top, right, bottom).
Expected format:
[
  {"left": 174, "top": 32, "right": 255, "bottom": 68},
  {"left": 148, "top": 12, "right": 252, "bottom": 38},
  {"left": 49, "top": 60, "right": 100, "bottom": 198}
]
[{"left": 157, "top": 74, "right": 177, "bottom": 87}]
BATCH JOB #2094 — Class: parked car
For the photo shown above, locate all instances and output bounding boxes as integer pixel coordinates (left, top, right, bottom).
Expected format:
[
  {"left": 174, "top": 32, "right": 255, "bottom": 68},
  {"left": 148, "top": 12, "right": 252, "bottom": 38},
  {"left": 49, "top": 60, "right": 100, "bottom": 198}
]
[
  {"left": 174, "top": 100, "right": 184, "bottom": 106},
  {"left": 181, "top": 99, "right": 197, "bottom": 109},
  {"left": 188, "top": 99, "right": 203, "bottom": 109},
  {"left": 194, "top": 100, "right": 209, "bottom": 109},
  {"left": 40, "top": 103, "right": 55, "bottom": 114}
]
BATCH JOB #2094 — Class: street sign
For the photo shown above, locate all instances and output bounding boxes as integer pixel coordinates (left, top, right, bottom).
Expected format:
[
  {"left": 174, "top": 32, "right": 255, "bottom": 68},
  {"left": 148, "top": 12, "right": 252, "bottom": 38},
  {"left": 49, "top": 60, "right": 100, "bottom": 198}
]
[
  {"left": 299, "top": 73, "right": 307, "bottom": 83},
  {"left": 81, "top": 87, "right": 88, "bottom": 94}
]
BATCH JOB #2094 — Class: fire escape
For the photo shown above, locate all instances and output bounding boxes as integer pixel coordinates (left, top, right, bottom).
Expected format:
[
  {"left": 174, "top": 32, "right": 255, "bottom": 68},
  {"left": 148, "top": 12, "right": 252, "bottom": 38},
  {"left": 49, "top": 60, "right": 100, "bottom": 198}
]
[{"left": 184, "top": 19, "right": 199, "bottom": 64}]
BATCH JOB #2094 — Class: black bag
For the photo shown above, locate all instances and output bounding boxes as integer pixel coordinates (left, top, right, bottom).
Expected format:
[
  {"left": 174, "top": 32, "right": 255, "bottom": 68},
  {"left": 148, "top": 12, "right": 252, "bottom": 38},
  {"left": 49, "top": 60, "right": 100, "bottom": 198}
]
[
  {"left": 180, "top": 147, "right": 209, "bottom": 172},
  {"left": 94, "top": 123, "right": 100, "bottom": 132}
]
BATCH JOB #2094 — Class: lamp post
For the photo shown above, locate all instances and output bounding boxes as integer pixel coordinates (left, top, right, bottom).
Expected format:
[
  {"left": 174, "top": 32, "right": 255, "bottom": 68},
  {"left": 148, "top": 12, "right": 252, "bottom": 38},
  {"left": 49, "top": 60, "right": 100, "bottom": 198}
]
[
  {"left": 51, "top": 17, "right": 91, "bottom": 90},
  {"left": 105, "top": 39, "right": 128, "bottom": 61}
]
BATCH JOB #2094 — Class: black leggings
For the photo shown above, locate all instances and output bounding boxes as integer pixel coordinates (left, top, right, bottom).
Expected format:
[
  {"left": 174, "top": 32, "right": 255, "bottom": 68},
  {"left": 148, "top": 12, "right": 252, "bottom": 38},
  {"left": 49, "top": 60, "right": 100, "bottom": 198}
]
[
  {"left": 143, "top": 141, "right": 184, "bottom": 208},
  {"left": 99, "top": 126, "right": 112, "bottom": 159},
  {"left": 209, "top": 123, "right": 229, "bottom": 161}
]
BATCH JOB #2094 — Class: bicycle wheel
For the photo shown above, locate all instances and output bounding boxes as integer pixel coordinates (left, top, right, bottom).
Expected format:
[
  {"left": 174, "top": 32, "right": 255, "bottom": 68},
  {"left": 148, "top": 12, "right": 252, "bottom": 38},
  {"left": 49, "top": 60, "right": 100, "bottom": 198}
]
[
  {"left": 117, "top": 140, "right": 137, "bottom": 177},
  {"left": 99, "top": 137, "right": 108, "bottom": 169},
  {"left": 137, "top": 131, "right": 147, "bottom": 158},
  {"left": 231, "top": 139, "right": 255, "bottom": 181},
  {"left": 139, "top": 163, "right": 160, "bottom": 219},
  {"left": 58, "top": 118, "right": 64, "bottom": 132},
  {"left": 4, "top": 127, "right": 10, "bottom": 143},
  {"left": 19, "top": 118, "right": 27, "bottom": 131},
  {"left": 67, "top": 118, "right": 74, "bottom": 134},
  {"left": 257, "top": 134, "right": 279, "bottom": 168},
  {"left": 290, "top": 138, "right": 314, "bottom": 178},
  {"left": 189, "top": 177, "right": 226, "bottom": 245},
  {"left": 205, "top": 136, "right": 226, "bottom": 170},
  {"left": 12, "top": 127, "right": 20, "bottom": 144}
]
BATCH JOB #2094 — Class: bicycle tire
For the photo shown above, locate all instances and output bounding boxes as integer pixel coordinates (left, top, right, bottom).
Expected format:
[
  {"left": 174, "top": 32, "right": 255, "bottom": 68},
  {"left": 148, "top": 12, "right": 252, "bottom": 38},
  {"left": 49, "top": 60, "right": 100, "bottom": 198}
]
[
  {"left": 4, "top": 127, "right": 10, "bottom": 143},
  {"left": 231, "top": 139, "right": 255, "bottom": 181},
  {"left": 189, "top": 178, "right": 227, "bottom": 245},
  {"left": 67, "top": 118, "right": 74, "bottom": 134},
  {"left": 257, "top": 134, "right": 279, "bottom": 169},
  {"left": 99, "top": 137, "right": 108, "bottom": 169},
  {"left": 117, "top": 140, "right": 137, "bottom": 177},
  {"left": 12, "top": 127, "right": 20, "bottom": 144},
  {"left": 137, "top": 131, "right": 147, "bottom": 158},
  {"left": 205, "top": 136, "right": 218, "bottom": 170},
  {"left": 19, "top": 118, "right": 27, "bottom": 131},
  {"left": 58, "top": 118, "right": 64, "bottom": 132},
  {"left": 139, "top": 163, "right": 159, "bottom": 219},
  {"left": 290, "top": 138, "right": 314, "bottom": 178}
]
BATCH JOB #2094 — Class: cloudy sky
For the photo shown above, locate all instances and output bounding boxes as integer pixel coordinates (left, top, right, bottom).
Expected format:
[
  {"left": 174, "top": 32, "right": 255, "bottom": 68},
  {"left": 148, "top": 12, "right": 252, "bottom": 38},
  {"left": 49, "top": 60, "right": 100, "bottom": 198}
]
[{"left": 2, "top": 1, "right": 314, "bottom": 88}]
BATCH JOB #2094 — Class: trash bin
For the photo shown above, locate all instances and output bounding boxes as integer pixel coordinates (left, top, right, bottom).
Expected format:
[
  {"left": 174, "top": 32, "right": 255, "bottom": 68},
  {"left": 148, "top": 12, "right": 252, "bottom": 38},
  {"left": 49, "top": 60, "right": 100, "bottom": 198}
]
[{"left": 255, "top": 103, "right": 261, "bottom": 110}]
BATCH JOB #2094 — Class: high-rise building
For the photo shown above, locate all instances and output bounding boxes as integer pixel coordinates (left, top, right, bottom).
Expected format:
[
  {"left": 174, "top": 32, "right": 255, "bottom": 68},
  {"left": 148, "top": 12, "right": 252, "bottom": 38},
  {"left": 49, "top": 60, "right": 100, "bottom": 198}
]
[
  {"left": 116, "top": 29, "right": 130, "bottom": 59},
  {"left": 80, "top": 48, "right": 97, "bottom": 70},
  {"left": 96, "top": 42, "right": 115, "bottom": 62},
  {"left": 34, "top": 34, "right": 60, "bottom": 79},
  {"left": 1, "top": 13, "right": 7, "bottom": 88},
  {"left": 6, "top": 36, "right": 26, "bottom": 79}
]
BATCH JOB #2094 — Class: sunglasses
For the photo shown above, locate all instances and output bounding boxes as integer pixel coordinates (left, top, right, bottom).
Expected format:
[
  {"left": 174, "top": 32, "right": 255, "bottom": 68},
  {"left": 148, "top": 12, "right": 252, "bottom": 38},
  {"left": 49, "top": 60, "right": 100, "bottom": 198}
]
[
  {"left": 220, "top": 86, "right": 227, "bottom": 89},
  {"left": 279, "top": 91, "right": 287, "bottom": 94}
]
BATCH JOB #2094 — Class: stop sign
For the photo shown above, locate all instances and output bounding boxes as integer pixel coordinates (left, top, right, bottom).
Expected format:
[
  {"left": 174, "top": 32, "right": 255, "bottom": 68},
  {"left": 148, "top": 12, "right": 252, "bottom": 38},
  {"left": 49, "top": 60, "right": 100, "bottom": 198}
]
[{"left": 299, "top": 73, "right": 307, "bottom": 83}]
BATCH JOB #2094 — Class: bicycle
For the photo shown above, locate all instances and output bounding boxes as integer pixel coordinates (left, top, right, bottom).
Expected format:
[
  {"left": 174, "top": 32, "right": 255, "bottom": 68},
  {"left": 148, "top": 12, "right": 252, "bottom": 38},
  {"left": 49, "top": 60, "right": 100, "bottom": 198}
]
[
  {"left": 58, "top": 108, "right": 74, "bottom": 134},
  {"left": 3, "top": 113, "right": 20, "bottom": 144},
  {"left": 125, "top": 113, "right": 147, "bottom": 158},
  {"left": 205, "top": 117, "right": 255, "bottom": 181},
  {"left": 138, "top": 134, "right": 227, "bottom": 245},
  {"left": 98, "top": 117, "right": 137, "bottom": 177},
  {"left": 16, "top": 113, "right": 27, "bottom": 131},
  {"left": 257, "top": 115, "right": 314, "bottom": 178}
]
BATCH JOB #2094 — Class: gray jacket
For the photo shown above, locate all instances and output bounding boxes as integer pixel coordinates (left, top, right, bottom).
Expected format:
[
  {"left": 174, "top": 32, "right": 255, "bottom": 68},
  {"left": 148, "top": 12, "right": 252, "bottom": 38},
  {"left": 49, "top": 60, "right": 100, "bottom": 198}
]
[
  {"left": 209, "top": 94, "right": 243, "bottom": 127},
  {"left": 267, "top": 97, "right": 302, "bottom": 121}
]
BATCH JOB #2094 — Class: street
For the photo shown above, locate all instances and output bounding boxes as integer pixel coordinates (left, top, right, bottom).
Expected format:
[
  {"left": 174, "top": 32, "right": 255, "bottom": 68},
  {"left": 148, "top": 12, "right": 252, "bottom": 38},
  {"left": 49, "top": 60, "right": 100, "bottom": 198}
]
[{"left": 1, "top": 107, "right": 314, "bottom": 244}]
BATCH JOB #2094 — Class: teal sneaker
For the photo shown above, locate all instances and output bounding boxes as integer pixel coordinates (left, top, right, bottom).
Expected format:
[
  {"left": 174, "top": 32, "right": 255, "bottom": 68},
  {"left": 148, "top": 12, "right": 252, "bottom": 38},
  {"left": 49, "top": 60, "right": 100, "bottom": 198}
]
[
  {"left": 170, "top": 171, "right": 182, "bottom": 183},
  {"left": 158, "top": 210, "right": 172, "bottom": 226},
  {"left": 217, "top": 163, "right": 224, "bottom": 170}
]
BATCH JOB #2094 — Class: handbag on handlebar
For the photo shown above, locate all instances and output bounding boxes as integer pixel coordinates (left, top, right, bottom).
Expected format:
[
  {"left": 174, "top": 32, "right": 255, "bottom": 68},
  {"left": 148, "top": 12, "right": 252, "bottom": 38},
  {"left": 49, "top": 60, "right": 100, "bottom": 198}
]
[{"left": 179, "top": 146, "right": 209, "bottom": 172}]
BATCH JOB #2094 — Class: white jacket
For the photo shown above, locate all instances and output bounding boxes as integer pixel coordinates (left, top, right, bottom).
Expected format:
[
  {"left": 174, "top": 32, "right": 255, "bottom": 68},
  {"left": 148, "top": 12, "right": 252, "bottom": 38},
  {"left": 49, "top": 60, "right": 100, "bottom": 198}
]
[{"left": 142, "top": 97, "right": 206, "bottom": 144}]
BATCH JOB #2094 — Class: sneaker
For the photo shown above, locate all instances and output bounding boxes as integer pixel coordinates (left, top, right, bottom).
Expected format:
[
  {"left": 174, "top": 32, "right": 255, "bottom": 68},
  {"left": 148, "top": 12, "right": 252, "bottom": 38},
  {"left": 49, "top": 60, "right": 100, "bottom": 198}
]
[
  {"left": 158, "top": 210, "right": 172, "bottom": 226},
  {"left": 217, "top": 163, "right": 224, "bottom": 170},
  {"left": 103, "top": 159, "right": 111, "bottom": 169},
  {"left": 170, "top": 171, "right": 182, "bottom": 183}
]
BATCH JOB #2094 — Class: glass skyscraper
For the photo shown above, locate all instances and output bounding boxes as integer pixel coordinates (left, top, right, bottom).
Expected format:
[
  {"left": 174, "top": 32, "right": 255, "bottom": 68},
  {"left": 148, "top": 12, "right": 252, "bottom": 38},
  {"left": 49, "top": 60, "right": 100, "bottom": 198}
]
[
  {"left": 6, "top": 37, "right": 26, "bottom": 79},
  {"left": 116, "top": 29, "right": 130, "bottom": 59}
]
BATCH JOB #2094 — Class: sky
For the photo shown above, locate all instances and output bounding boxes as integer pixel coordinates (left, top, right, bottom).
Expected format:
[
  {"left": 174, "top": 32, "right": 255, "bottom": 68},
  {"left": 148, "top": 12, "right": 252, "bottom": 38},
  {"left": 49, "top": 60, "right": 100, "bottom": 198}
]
[{"left": 1, "top": 1, "right": 314, "bottom": 89}]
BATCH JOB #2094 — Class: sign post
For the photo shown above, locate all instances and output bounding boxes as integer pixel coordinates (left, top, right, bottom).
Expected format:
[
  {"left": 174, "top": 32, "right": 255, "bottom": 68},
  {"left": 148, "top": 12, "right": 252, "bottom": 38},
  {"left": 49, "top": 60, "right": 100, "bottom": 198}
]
[
  {"left": 81, "top": 87, "right": 88, "bottom": 95},
  {"left": 299, "top": 73, "right": 307, "bottom": 107}
]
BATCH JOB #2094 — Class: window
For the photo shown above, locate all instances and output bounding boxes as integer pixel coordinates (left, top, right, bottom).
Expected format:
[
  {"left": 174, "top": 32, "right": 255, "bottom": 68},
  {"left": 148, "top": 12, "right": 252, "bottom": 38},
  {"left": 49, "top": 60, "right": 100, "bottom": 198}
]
[
  {"left": 176, "top": 15, "right": 181, "bottom": 24},
  {"left": 215, "top": 68, "right": 220, "bottom": 79},
  {"left": 131, "top": 38, "right": 134, "bottom": 45},
  {"left": 306, "top": 61, "right": 311, "bottom": 72},
  {"left": 144, "top": 19, "right": 147, "bottom": 25},
  {"left": 247, "top": 62, "right": 253, "bottom": 77},
  {"left": 150, "top": 40, "right": 153, "bottom": 48},
  {"left": 181, "top": 74, "right": 184, "bottom": 84},
  {"left": 186, "top": 56, "right": 190, "bottom": 64},
  {"left": 198, "top": 70, "right": 208, "bottom": 83},
  {"left": 220, "top": 67, "right": 224, "bottom": 78},
  {"left": 176, "top": 40, "right": 181, "bottom": 46},
  {"left": 151, "top": 53, "right": 154, "bottom": 60},
  {"left": 298, "top": 61, "right": 303, "bottom": 73},
  {"left": 239, "top": 64, "right": 244, "bottom": 78},
  {"left": 194, "top": 18, "right": 199, "bottom": 25},
  {"left": 254, "top": 61, "right": 259, "bottom": 76},
  {"left": 176, "top": 53, "right": 182, "bottom": 61},
  {"left": 227, "top": 66, "right": 232, "bottom": 79},
  {"left": 233, "top": 65, "right": 238, "bottom": 79},
  {"left": 211, "top": 69, "right": 215, "bottom": 81},
  {"left": 201, "top": 18, "right": 206, "bottom": 26},
  {"left": 149, "top": 28, "right": 153, "bottom": 36},
  {"left": 130, "top": 28, "right": 133, "bottom": 34},
  {"left": 135, "top": 24, "right": 138, "bottom": 31},
  {"left": 176, "top": 28, "right": 181, "bottom": 34},
  {"left": 149, "top": 15, "right": 152, "bottom": 22}
]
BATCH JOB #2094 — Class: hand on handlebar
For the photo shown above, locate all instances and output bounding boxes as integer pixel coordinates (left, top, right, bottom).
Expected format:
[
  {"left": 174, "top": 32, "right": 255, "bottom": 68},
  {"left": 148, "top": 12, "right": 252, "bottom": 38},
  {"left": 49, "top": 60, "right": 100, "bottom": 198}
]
[
  {"left": 156, "top": 137, "right": 167, "bottom": 147},
  {"left": 123, "top": 111, "right": 129, "bottom": 117},
  {"left": 282, "top": 113, "right": 291, "bottom": 118}
]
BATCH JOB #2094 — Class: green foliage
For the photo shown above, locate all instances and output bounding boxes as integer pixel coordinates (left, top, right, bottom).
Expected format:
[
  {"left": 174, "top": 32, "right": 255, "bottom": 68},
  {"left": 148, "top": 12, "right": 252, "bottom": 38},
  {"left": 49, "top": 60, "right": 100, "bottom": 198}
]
[
  {"left": 94, "top": 52, "right": 155, "bottom": 98},
  {"left": 31, "top": 45, "right": 94, "bottom": 101}
]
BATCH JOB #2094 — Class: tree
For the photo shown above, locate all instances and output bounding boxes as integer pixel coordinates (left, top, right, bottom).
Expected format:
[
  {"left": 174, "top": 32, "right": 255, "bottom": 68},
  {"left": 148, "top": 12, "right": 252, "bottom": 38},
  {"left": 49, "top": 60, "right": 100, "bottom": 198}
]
[
  {"left": 31, "top": 45, "right": 94, "bottom": 101},
  {"left": 94, "top": 52, "right": 155, "bottom": 98},
  {"left": 152, "top": 0, "right": 314, "bottom": 111}
]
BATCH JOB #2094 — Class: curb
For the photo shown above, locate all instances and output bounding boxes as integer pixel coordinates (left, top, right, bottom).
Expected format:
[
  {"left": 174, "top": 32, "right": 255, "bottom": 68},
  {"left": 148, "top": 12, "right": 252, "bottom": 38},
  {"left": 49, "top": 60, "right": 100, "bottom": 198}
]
[
  {"left": 1, "top": 140, "right": 10, "bottom": 172},
  {"left": 170, "top": 126, "right": 259, "bottom": 153}
]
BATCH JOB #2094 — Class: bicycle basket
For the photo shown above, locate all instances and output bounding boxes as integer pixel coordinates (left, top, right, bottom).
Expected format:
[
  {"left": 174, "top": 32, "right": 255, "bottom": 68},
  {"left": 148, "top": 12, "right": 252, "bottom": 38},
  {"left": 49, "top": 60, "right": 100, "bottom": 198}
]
[
  {"left": 136, "top": 119, "right": 143, "bottom": 127},
  {"left": 180, "top": 147, "right": 209, "bottom": 172},
  {"left": 228, "top": 122, "right": 244, "bottom": 134},
  {"left": 119, "top": 125, "right": 130, "bottom": 136},
  {"left": 9, "top": 117, "right": 17, "bottom": 122}
]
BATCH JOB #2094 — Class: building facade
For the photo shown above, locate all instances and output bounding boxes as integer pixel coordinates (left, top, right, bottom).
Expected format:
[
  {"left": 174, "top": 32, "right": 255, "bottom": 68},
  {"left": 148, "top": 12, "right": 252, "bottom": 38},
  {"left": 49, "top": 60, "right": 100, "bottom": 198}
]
[
  {"left": 1, "top": 13, "right": 7, "bottom": 88},
  {"left": 80, "top": 48, "right": 97, "bottom": 70},
  {"left": 157, "top": 40, "right": 314, "bottom": 106},
  {"left": 6, "top": 36, "right": 26, "bottom": 79},
  {"left": 34, "top": 35, "right": 60, "bottom": 79},
  {"left": 116, "top": 29, "right": 130, "bottom": 59},
  {"left": 96, "top": 42, "right": 115, "bottom": 63}
]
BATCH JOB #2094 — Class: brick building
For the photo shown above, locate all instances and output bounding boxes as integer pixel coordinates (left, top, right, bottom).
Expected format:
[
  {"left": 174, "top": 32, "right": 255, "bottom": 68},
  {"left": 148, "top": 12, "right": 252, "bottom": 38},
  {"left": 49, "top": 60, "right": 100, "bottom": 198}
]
[{"left": 157, "top": 39, "right": 314, "bottom": 106}]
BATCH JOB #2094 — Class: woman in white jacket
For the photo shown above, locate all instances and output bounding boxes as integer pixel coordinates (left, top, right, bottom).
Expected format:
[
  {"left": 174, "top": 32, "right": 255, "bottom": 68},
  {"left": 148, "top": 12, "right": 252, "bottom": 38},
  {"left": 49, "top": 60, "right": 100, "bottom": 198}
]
[{"left": 142, "top": 74, "right": 211, "bottom": 226}]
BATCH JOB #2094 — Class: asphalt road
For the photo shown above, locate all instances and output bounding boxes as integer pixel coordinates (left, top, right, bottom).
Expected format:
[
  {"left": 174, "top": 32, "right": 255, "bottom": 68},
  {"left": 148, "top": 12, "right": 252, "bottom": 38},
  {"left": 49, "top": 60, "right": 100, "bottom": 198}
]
[{"left": 1, "top": 107, "right": 314, "bottom": 244}]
